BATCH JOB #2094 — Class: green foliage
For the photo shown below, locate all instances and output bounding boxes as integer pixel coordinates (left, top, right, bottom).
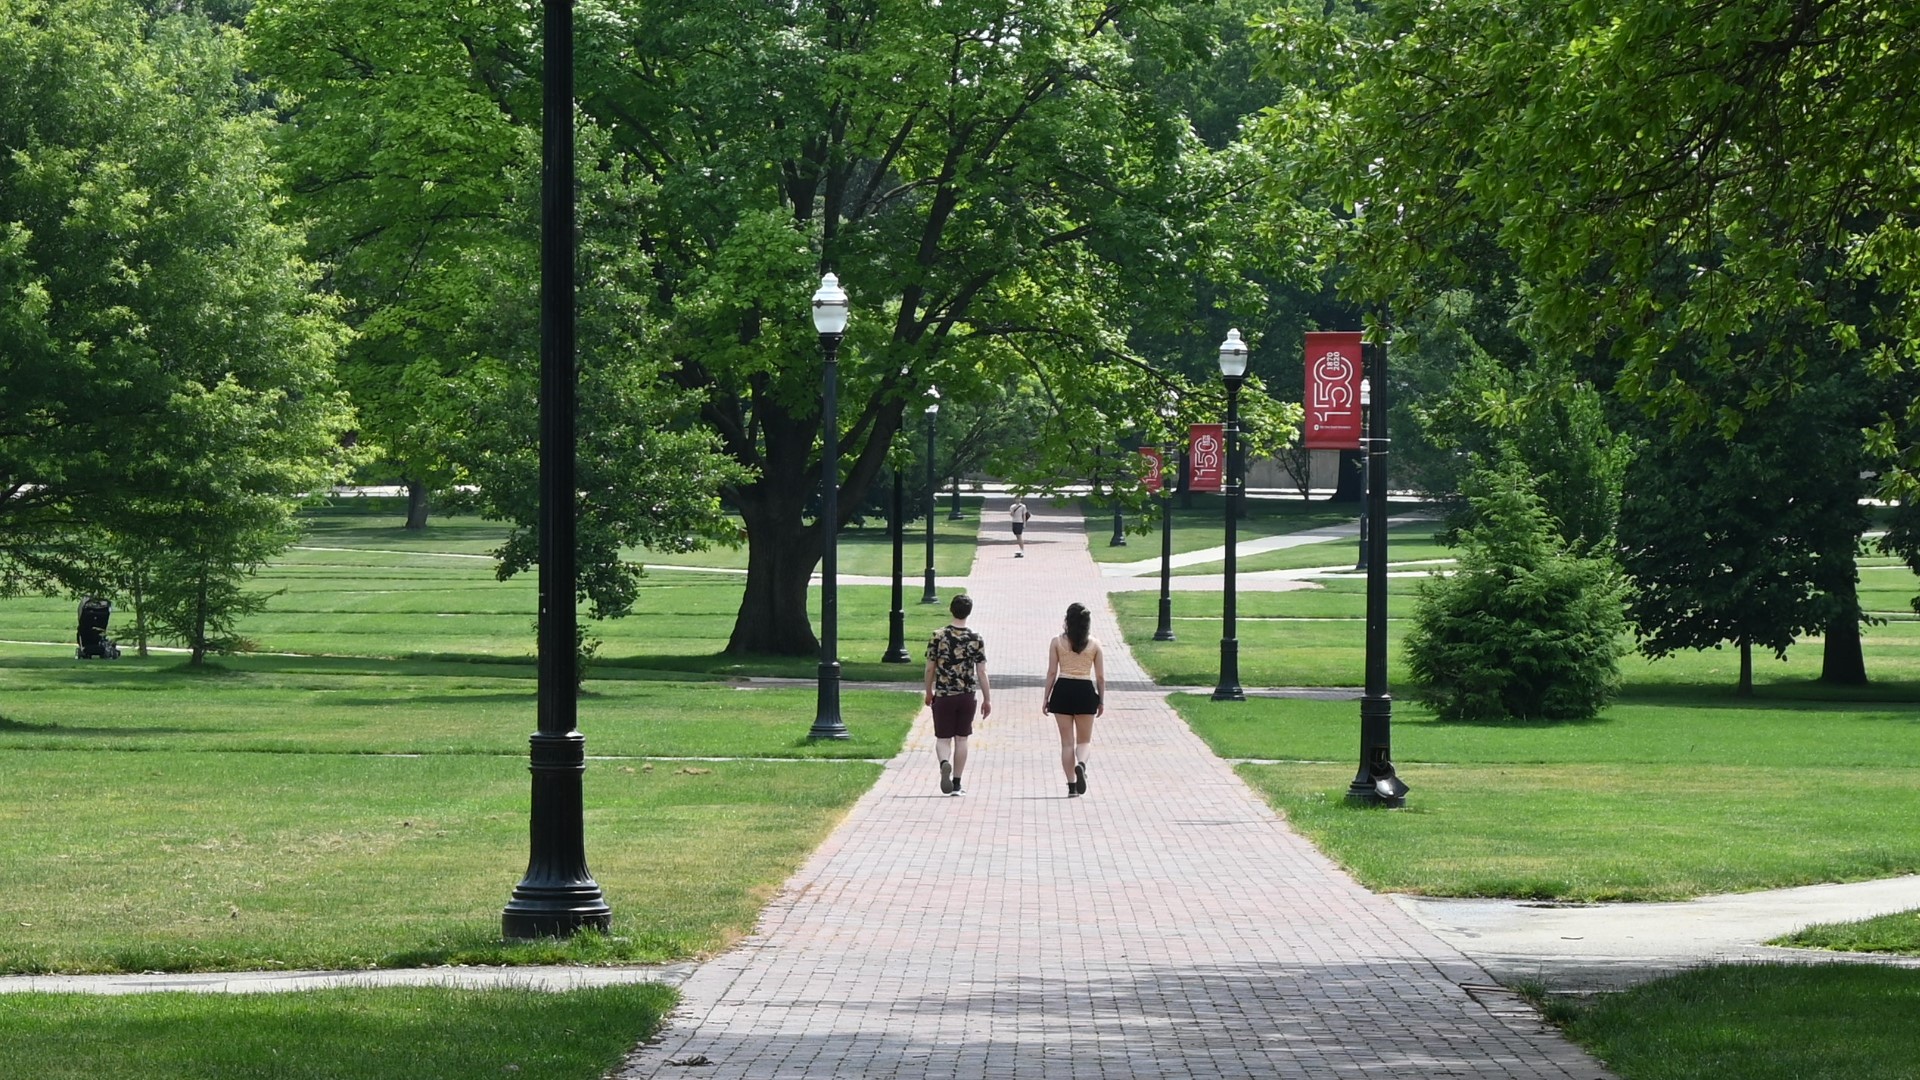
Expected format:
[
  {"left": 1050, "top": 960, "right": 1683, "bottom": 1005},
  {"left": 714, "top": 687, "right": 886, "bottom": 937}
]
[
  {"left": 1404, "top": 461, "right": 1628, "bottom": 722},
  {"left": 251, "top": 0, "right": 747, "bottom": 630},
  {"left": 256, "top": 0, "right": 1297, "bottom": 655},
  {"left": 1416, "top": 344, "right": 1628, "bottom": 553},
  {"left": 0, "top": 0, "right": 354, "bottom": 628},
  {"left": 1255, "top": 0, "right": 1920, "bottom": 500},
  {"left": 1620, "top": 372, "right": 1874, "bottom": 688}
]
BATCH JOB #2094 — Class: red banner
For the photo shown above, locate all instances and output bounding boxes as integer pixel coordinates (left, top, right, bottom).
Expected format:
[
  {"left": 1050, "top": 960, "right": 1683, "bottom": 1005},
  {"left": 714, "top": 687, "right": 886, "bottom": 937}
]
[
  {"left": 1304, "top": 331, "right": 1364, "bottom": 450},
  {"left": 1188, "top": 424, "right": 1225, "bottom": 492},
  {"left": 1137, "top": 447, "right": 1165, "bottom": 493}
]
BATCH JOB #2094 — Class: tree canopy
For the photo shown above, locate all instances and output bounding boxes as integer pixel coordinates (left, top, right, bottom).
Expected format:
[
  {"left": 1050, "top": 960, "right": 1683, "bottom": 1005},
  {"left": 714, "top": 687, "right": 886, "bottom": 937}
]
[{"left": 1, "top": 0, "right": 353, "bottom": 612}]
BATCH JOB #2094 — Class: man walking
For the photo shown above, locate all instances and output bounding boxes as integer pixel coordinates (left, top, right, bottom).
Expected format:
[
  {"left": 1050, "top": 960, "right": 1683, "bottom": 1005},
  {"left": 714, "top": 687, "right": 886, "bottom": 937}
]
[
  {"left": 1009, "top": 497, "right": 1032, "bottom": 557},
  {"left": 923, "top": 593, "right": 991, "bottom": 795}
]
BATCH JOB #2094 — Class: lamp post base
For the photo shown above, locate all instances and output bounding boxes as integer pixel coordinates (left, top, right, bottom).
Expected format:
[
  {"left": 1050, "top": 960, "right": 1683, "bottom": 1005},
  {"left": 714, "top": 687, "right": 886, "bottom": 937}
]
[
  {"left": 1211, "top": 638, "right": 1243, "bottom": 701},
  {"left": 882, "top": 611, "right": 911, "bottom": 663},
  {"left": 809, "top": 660, "right": 849, "bottom": 740},
  {"left": 920, "top": 572, "right": 939, "bottom": 605},
  {"left": 1345, "top": 695, "right": 1405, "bottom": 806},
  {"left": 502, "top": 889, "right": 613, "bottom": 939}
]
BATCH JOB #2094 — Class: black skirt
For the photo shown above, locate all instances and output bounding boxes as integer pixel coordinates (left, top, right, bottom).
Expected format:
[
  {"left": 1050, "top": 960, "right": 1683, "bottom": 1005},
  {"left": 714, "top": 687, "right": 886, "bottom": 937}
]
[{"left": 1046, "top": 677, "right": 1100, "bottom": 715}]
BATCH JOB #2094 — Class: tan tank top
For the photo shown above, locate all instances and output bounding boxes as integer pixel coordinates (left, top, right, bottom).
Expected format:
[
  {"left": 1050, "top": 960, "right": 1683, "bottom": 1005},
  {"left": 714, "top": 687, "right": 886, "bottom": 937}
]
[{"left": 1053, "top": 635, "right": 1100, "bottom": 679}]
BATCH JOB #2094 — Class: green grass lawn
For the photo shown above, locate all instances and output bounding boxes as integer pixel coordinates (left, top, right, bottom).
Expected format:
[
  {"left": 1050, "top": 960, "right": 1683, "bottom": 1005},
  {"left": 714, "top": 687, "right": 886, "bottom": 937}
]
[
  {"left": 1115, "top": 576, "right": 1920, "bottom": 691},
  {"left": 1176, "top": 689, "right": 1920, "bottom": 901},
  {"left": 0, "top": 506, "right": 927, "bottom": 977},
  {"left": 1535, "top": 965, "right": 1920, "bottom": 1080},
  {"left": 1, "top": 506, "right": 975, "bottom": 681},
  {"left": 0, "top": 984, "right": 674, "bottom": 1080},
  {"left": 1775, "top": 909, "right": 1920, "bottom": 955}
]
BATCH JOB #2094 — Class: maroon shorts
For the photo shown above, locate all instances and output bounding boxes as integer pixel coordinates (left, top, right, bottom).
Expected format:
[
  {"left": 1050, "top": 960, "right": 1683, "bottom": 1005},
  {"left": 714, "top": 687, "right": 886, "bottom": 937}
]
[{"left": 930, "top": 693, "right": 978, "bottom": 738}]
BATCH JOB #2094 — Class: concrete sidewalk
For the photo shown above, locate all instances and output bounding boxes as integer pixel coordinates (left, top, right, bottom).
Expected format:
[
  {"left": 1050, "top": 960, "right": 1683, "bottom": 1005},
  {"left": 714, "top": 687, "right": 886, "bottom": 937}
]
[{"left": 612, "top": 498, "right": 1613, "bottom": 1079}]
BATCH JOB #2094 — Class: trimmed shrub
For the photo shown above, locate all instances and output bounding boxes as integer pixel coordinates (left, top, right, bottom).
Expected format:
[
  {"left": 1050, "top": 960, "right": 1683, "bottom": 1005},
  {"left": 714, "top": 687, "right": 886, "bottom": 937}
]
[{"left": 1406, "top": 461, "right": 1628, "bottom": 722}]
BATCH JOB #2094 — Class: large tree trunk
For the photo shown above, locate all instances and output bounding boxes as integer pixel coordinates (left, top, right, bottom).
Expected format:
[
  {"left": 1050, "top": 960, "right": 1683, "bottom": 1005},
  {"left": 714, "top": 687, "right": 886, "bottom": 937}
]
[
  {"left": 1820, "top": 613, "right": 1867, "bottom": 685},
  {"left": 403, "top": 478, "right": 430, "bottom": 530},
  {"left": 1327, "top": 449, "right": 1364, "bottom": 502},
  {"left": 1818, "top": 565, "right": 1868, "bottom": 685},
  {"left": 726, "top": 490, "right": 823, "bottom": 655}
]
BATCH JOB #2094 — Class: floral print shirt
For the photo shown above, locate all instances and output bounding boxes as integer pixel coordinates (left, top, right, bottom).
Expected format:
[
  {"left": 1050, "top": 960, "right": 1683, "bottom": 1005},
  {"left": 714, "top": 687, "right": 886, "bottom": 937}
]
[{"left": 926, "top": 625, "right": 986, "bottom": 696}]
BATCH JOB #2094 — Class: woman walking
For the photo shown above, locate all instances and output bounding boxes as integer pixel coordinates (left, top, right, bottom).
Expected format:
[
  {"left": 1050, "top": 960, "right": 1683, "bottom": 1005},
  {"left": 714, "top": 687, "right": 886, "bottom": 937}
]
[{"left": 1043, "top": 602, "right": 1105, "bottom": 797}]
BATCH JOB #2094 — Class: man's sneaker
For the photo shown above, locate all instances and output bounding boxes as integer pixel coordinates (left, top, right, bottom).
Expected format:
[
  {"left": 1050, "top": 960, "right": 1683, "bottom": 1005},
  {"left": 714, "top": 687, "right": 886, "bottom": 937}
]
[
  {"left": 939, "top": 759, "right": 954, "bottom": 795},
  {"left": 950, "top": 777, "right": 964, "bottom": 797},
  {"left": 1067, "top": 783, "right": 1079, "bottom": 798},
  {"left": 1074, "top": 762, "right": 1087, "bottom": 796},
  {"left": 1015, "top": 551, "right": 1024, "bottom": 558}
]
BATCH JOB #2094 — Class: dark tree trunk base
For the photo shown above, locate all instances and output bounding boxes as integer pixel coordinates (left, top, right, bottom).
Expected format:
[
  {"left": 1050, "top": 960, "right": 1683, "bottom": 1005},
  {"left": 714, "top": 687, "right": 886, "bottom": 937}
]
[
  {"left": 1819, "top": 615, "right": 1868, "bottom": 685},
  {"left": 1326, "top": 450, "right": 1364, "bottom": 503},
  {"left": 404, "top": 479, "right": 430, "bottom": 530}
]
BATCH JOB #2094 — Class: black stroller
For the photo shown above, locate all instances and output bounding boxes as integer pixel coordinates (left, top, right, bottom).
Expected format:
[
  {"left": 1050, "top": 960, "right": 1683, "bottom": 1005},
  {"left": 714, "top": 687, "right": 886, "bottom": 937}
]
[{"left": 76, "top": 597, "right": 122, "bottom": 660}]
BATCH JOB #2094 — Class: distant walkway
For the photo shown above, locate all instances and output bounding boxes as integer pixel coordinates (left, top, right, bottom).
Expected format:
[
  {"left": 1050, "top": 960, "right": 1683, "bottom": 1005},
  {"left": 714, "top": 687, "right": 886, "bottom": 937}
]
[
  {"left": 1098, "top": 513, "right": 1440, "bottom": 578},
  {"left": 612, "top": 497, "right": 1613, "bottom": 1079}
]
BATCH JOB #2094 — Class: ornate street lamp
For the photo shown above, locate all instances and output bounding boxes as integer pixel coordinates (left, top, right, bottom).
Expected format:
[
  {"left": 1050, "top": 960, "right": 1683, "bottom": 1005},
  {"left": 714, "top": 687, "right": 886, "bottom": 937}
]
[
  {"left": 1212, "top": 329, "right": 1249, "bottom": 702},
  {"left": 504, "top": 0, "right": 610, "bottom": 938},
  {"left": 1348, "top": 337, "right": 1407, "bottom": 805},
  {"left": 921, "top": 388, "right": 941, "bottom": 604},
  {"left": 882, "top": 461, "right": 911, "bottom": 663},
  {"left": 808, "top": 273, "right": 850, "bottom": 740}
]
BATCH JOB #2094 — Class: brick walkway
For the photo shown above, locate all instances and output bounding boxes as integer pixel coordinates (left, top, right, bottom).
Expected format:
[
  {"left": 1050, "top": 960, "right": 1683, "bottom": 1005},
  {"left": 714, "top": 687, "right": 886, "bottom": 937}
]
[{"left": 614, "top": 498, "right": 1613, "bottom": 1079}]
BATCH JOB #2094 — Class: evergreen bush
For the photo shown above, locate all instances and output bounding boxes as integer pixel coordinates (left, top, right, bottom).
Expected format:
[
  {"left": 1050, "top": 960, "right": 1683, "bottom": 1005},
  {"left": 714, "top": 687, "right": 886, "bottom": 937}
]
[{"left": 1406, "top": 460, "right": 1629, "bottom": 722}]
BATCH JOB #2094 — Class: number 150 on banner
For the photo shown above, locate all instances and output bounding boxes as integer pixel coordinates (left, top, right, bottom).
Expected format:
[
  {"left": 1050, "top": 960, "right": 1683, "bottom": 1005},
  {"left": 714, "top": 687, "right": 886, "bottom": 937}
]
[{"left": 1304, "top": 331, "right": 1363, "bottom": 450}]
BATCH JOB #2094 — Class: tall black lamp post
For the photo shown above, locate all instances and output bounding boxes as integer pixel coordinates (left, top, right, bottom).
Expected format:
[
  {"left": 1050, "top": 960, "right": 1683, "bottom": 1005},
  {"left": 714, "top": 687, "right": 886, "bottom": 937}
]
[
  {"left": 808, "top": 273, "right": 850, "bottom": 741},
  {"left": 504, "top": 0, "right": 611, "bottom": 939},
  {"left": 1153, "top": 441, "right": 1177, "bottom": 641},
  {"left": 1212, "top": 329, "right": 1248, "bottom": 702},
  {"left": 921, "top": 389, "right": 941, "bottom": 604},
  {"left": 1348, "top": 337, "right": 1407, "bottom": 805},
  {"left": 883, "top": 465, "right": 911, "bottom": 663}
]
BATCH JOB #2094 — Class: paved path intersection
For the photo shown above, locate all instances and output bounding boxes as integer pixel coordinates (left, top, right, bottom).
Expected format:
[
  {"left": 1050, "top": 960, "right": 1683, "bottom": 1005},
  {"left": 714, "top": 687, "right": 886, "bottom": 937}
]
[{"left": 614, "top": 498, "right": 1613, "bottom": 1079}]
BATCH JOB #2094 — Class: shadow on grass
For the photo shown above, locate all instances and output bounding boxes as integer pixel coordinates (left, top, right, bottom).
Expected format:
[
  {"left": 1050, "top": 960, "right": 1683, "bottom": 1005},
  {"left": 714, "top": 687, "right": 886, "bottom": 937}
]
[
  {"left": 1618, "top": 680, "right": 1920, "bottom": 707},
  {"left": 0, "top": 717, "right": 211, "bottom": 738}
]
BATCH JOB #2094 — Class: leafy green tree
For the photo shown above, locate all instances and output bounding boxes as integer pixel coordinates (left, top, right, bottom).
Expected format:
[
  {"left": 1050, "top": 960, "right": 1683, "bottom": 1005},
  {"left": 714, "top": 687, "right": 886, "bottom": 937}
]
[
  {"left": 1, "top": 1, "right": 354, "bottom": 611},
  {"left": 1416, "top": 347, "right": 1629, "bottom": 555},
  {"left": 258, "top": 0, "right": 1293, "bottom": 656},
  {"left": 251, "top": 0, "right": 744, "bottom": 641},
  {"left": 1619, "top": 366, "right": 1874, "bottom": 693},
  {"left": 1405, "top": 460, "right": 1628, "bottom": 723},
  {"left": 1257, "top": 0, "right": 1919, "bottom": 500}
]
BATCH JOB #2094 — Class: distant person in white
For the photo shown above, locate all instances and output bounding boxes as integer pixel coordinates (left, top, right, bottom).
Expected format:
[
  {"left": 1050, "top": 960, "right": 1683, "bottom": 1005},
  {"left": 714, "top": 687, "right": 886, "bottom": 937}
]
[{"left": 1008, "top": 498, "right": 1032, "bottom": 557}]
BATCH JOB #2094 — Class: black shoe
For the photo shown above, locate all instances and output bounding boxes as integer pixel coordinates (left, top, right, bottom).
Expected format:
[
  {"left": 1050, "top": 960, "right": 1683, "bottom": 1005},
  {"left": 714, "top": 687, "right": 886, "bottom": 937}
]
[
  {"left": 1074, "top": 762, "right": 1087, "bottom": 795},
  {"left": 940, "top": 759, "right": 953, "bottom": 795},
  {"left": 1067, "top": 782, "right": 1079, "bottom": 798},
  {"left": 1015, "top": 551, "right": 1024, "bottom": 558},
  {"left": 950, "top": 777, "right": 964, "bottom": 797}
]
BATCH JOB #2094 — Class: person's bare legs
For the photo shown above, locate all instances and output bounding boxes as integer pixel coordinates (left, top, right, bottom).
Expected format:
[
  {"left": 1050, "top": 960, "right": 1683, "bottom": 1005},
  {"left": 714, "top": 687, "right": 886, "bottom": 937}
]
[
  {"left": 951, "top": 735, "right": 969, "bottom": 786},
  {"left": 1073, "top": 714, "right": 1095, "bottom": 770},
  {"left": 1055, "top": 714, "right": 1078, "bottom": 782}
]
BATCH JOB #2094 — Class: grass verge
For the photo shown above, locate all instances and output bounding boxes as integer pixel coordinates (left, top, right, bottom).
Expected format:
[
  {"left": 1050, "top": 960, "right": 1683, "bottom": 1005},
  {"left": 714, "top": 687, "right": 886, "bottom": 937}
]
[
  {"left": 1, "top": 750, "right": 881, "bottom": 973},
  {"left": 0, "top": 984, "right": 674, "bottom": 1080},
  {"left": 1533, "top": 964, "right": 1920, "bottom": 1080},
  {"left": 1774, "top": 909, "right": 1920, "bottom": 955}
]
